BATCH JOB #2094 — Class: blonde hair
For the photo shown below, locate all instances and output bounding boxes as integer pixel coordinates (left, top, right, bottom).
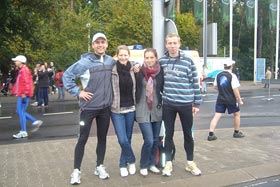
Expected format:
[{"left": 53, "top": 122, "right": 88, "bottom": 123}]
[
  {"left": 165, "top": 33, "right": 181, "bottom": 43},
  {"left": 116, "top": 45, "right": 130, "bottom": 55}
]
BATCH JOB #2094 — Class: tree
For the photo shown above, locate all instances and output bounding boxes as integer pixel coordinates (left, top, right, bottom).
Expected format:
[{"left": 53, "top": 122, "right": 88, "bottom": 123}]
[
  {"left": 94, "top": 0, "right": 152, "bottom": 55},
  {"left": 176, "top": 12, "right": 201, "bottom": 50}
]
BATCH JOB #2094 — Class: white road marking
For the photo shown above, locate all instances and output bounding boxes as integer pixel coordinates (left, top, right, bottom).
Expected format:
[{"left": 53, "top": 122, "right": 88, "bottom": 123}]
[
  {"left": 250, "top": 96, "right": 265, "bottom": 99},
  {"left": 203, "top": 100, "right": 216, "bottom": 103},
  {"left": 0, "top": 116, "right": 12, "bottom": 120},
  {"left": 43, "top": 111, "right": 74, "bottom": 116}
]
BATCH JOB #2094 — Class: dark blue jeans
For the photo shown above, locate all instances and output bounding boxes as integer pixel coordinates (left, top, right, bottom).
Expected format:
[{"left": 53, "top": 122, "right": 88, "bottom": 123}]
[
  {"left": 138, "top": 121, "right": 161, "bottom": 169},
  {"left": 162, "top": 104, "right": 194, "bottom": 161},
  {"left": 111, "top": 111, "right": 136, "bottom": 168},
  {"left": 38, "top": 87, "right": 49, "bottom": 106}
]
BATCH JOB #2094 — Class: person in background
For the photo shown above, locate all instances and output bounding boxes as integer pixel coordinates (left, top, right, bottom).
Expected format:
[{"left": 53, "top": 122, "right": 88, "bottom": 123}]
[
  {"left": 63, "top": 32, "right": 115, "bottom": 185},
  {"left": 55, "top": 68, "right": 65, "bottom": 100},
  {"left": 49, "top": 61, "right": 57, "bottom": 94},
  {"left": 264, "top": 66, "right": 272, "bottom": 88},
  {"left": 37, "top": 63, "right": 50, "bottom": 107},
  {"left": 233, "top": 67, "right": 240, "bottom": 81},
  {"left": 135, "top": 48, "right": 164, "bottom": 176},
  {"left": 208, "top": 60, "right": 244, "bottom": 141},
  {"left": 159, "top": 33, "right": 202, "bottom": 177},
  {"left": 111, "top": 45, "right": 136, "bottom": 177},
  {"left": 11, "top": 55, "right": 43, "bottom": 139},
  {"left": 201, "top": 65, "right": 208, "bottom": 94},
  {"left": 31, "top": 62, "right": 42, "bottom": 106}
]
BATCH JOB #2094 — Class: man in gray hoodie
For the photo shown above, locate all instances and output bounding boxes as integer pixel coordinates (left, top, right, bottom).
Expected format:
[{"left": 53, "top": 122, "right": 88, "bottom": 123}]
[{"left": 63, "top": 33, "right": 115, "bottom": 185}]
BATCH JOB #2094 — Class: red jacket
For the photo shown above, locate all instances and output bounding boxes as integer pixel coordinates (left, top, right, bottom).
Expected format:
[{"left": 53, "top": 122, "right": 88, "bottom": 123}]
[
  {"left": 55, "top": 71, "right": 64, "bottom": 87},
  {"left": 12, "top": 64, "right": 33, "bottom": 97}
]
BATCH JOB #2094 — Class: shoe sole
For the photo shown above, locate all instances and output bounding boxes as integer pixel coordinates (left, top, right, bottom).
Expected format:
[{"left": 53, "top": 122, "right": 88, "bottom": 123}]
[
  {"left": 185, "top": 168, "right": 202, "bottom": 176},
  {"left": 140, "top": 173, "right": 148, "bottom": 177},
  {"left": 70, "top": 181, "right": 80, "bottom": 185},
  {"left": 13, "top": 135, "right": 28, "bottom": 139},
  {"left": 208, "top": 138, "right": 217, "bottom": 141},
  {"left": 162, "top": 172, "right": 171, "bottom": 177},
  {"left": 94, "top": 172, "right": 110, "bottom": 179},
  {"left": 149, "top": 169, "right": 161, "bottom": 175},
  {"left": 30, "top": 123, "right": 43, "bottom": 133}
]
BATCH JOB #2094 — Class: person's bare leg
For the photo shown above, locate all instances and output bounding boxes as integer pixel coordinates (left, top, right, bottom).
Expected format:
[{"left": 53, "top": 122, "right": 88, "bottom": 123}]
[
  {"left": 209, "top": 113, "right": 222, "bottom": 132},
  {"left": 233, "top": 111, "right": 241, "bottom": 131}
]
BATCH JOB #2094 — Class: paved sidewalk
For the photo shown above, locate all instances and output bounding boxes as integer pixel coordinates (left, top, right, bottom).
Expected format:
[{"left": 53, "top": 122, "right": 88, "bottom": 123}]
[{"left": 0, "top": 126, "right": 280, "bottom": 187}]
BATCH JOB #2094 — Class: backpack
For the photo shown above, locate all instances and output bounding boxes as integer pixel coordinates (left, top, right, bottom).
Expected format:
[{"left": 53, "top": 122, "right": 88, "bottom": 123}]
[
  {"left": 59, "top": 74, "right": 63, "bottom": 84},
  {"left": 155, "top": 122, "right": 176, "bottom": 168},
  {"left": 155, "top": 136, "right": 176, "bottom": 168}
]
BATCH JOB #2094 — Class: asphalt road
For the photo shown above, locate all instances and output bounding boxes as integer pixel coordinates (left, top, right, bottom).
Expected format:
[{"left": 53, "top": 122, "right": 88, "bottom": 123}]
[
  {"left": 228, "top": 175, "right": 280, "bottom": 187},
  {"left": 0, "top": 85, "right": 280, "bottom": 145}
]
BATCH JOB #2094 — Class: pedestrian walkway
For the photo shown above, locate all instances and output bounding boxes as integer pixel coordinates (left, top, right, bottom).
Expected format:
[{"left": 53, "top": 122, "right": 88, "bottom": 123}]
[{"left": 0, "top": 126, "right": 279, "bottom": 187}]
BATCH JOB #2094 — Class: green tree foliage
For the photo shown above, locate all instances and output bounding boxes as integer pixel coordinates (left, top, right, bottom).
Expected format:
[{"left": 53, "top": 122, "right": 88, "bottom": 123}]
[
  {"left": 5, "top": 0, "right": 275, "bottom": 81},
  {"left": 176, "top": 12, "right": 201, "bottom": 50},
  {"left": 94, "top": 0, "right": 152, "bottom": 55}
]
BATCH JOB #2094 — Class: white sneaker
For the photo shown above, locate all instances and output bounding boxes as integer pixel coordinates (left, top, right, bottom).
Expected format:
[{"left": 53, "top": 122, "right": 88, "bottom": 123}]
[
  {"left": 94, "top": 165, "right": 110, "bottom": 179},
  {"left": 13, "top": 131, "right": 28, "bottom": 139},
  {"left": 140, "top": 168, "right": 148, "bottom": 176},
  {"left": 70, "top": 169, "right": 81, "bottom": 185},
  {"left": 149, "top": 166, "right": 160, "bottom": 174},
  {"left": 185, "top": 161, "right": 202, "bottom": 176},
  {"left": 128, "top": 163, "right": 136, "bottom": 175},
  {"left": 162, "top": 161, "right": 172, "bottom": 177},
  {"left": 31, "top": 120, "right": 43, "bottom": 132},
  {"left": 31, "top": 102, "right": 38, "bottom": 106},
  {"left": 120, "top": 168, "right": 128, "bottom": 177}
]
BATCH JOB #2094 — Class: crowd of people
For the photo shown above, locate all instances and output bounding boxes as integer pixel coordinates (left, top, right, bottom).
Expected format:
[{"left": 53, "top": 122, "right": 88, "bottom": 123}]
[
  {"left": 0, "top": 57, "right": 65, "bottom": 138},
  {"left": 4, "top": 32, "right": 246, "bottom": 185}
]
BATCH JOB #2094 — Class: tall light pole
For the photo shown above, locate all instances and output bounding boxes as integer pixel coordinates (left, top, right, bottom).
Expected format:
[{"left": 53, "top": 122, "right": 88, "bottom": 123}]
[
  {"left": 86, "top": 23, "right": 91, "bottom": 53},
  {"left": 203, "top": 0, "right": 208, "bottom": 66},
  {"left": 152, "top": 0, "right": 165, "bottom": 57},
  {"left": 275, "top": 0, "right": 279, "bottom": 79},
  {"left": 253, "top": 0, "right": 258, "bottom": 84},
  {"left": 229, "top": 0, "right": 233, "bottom": 60}
]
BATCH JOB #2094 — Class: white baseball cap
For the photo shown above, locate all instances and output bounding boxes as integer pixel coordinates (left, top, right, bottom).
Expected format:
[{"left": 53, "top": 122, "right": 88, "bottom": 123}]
[
  {"left": 92, "top": 32, "right": 107, "bottom": 43},
  {"left": 12, "top": 55, "right": 27, "bottom": 63},
  {"left": 224, "top": 60, "right": 235, "bottom": 67}
]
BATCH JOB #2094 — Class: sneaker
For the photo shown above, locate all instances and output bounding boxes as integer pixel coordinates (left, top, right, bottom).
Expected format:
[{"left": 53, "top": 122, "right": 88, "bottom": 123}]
[
  {"left": 70, "top": 169, "right": 81, "bottom": 185},
  {"left": 208, "top": 134, "right": 217, "bottom": 141},
  {"left": 128, "top": 163, "right": 136, "bottom": 175},
  {"left": 140, "top": 168, "right": 148, "bottom": 176},
  {"left": 120, "top": 168, "right": 128, "bottom": 177},
  {"left": 233, "top": 131, "right": 245, "bottom": 138},
  {"left": 149, "top": 166, "right": 160, "bottom": 174},
  {"left": 94, "top": 165, "right": 110, "bottom": 179},
  {"left": 185, "top": 161, "right": 201, "bottom": 176},
  {"left": 162, "top": 161, "right": 172, "bottom": 177},
  {"left": 31, "top": 120, "right": 43, "bottom": 132},
  {"left": 31, "top": 102, "right": 38, "bottom": 106},
  {"left": 13, "top": 131, "right": 28, "bottom": 139}
]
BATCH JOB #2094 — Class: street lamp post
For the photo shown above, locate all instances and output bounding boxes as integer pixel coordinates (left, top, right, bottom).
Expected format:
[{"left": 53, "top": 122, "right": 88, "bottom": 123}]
[{"left": 86, "top": 23, "right": 91, "bottom": 53}]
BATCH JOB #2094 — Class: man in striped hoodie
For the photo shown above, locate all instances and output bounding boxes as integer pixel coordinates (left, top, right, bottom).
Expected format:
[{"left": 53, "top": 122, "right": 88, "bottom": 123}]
[{"left": 159, "top": 33, "right": 202, "bottom": 177}]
